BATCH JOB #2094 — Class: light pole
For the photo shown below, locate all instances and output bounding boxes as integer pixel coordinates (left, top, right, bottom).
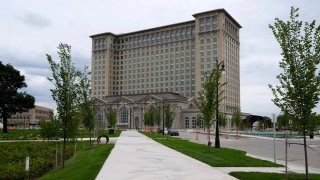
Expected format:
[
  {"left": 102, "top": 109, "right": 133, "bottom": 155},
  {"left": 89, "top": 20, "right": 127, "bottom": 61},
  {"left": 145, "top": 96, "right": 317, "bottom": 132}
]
[
  {"left": 215, "top": 61, "right": 225, "bottom": 148},
  {"left": 162, "top": 97, "right": 165, "bottom": 136}
]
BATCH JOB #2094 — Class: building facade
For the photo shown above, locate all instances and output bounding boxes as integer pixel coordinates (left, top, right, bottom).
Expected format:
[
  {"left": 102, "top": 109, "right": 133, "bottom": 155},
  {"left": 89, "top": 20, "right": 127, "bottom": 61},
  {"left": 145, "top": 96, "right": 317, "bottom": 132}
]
[
  {"left": 90, "top": 9, "right": 241, "bottom": 115},
  {"left": 93, "top": 92, "right": 202, "bottom": 129},
  {"left": 0, "top": 105, "right": 54, "bottom": 129}
]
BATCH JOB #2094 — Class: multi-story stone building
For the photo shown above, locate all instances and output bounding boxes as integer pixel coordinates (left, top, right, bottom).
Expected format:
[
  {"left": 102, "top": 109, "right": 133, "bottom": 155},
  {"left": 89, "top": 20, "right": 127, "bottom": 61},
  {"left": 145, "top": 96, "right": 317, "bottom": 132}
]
[
  {"left": 0, "top": 105, "right": 54, "bottom": 129},
  {"left": 90, "top": 9, "right": 241, "bottom": 126}
]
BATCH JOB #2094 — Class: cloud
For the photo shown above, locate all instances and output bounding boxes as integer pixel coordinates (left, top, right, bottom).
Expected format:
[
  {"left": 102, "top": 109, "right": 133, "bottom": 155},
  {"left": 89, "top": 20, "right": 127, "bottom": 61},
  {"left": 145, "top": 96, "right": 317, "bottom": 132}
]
[
  {"left": 16, "top": 11, "right": 51, "bottom": 28},
  {"left": 241, "top": 84, "right": 280, "bottom": 116}
]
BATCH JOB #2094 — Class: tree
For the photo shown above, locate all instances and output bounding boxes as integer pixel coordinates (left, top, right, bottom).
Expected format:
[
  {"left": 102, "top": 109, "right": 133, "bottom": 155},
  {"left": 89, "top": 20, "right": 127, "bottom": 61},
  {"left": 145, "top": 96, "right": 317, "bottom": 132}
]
[
  {"left": 47, "top": 43, "right": 81, "bottom": 168},
  {"left": 196, "top": 114, "right": 205, "bottom": 131},
  {"left": 77, "top": 66, "right": 95, "bottom": 146},
  {"left": 269, "top": 7, "right": 320, "bottom": 179},
  {"left": 0, "top": 61, "right": 35, "bottom": 133},
  {"left": 149, "top": 106, "right": 155, "bottom": 128},
  {"left": 277, "top": 113, "right": 290, "bottom": 130},
  {"left": 164, "top": 101, "right": 175, "bottom": 131},
  {"left": 106, "top": 107, "right": 117, "bottom": 128},
  {"left": 154, "top": 106, "right": 161, "bottom": 128},
  {"left": 218, "top": 113, "right": 227, "bottom": 129},
  {"left": 231, "top": 109, "right": 242, "bottom": 139},
  {"left": 198, "top": 68, "right": 225, "bottom": 151},
  {"left": 39, "top": 119, "right": 60, "bottom": 141}
]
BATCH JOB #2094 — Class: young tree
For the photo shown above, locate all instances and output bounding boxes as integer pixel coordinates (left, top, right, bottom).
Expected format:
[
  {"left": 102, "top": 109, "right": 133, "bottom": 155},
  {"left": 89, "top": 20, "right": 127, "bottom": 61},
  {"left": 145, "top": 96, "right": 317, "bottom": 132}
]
[
  {"left": 269, "top": 7, "right": 320, "bottom": 179},
  {"left": 196, "top": 114, "right": 205, "bottom": 131},
  {"left": 154, "top": 106, "right": 161, "bottom": 128},
  {"left": 149, "top": 106, "right": 155, "bottom": 128},
  {"left": 231, "top": 109, "right": 242, "bottom": 139},
  {"left": 106, "top": 107, "right": 117, "bottom": 128},
  {"left": 197, "top": 68, "right": 225, "bottom": 151},
  {"left": 218, "top": 113, "right": 227, "bottom": 129},
  {"left": 277, "top": 113, "right": 290, "bottom": 130},
  {"left": 164, "top": 101, "right": 175, "bottom": 131},
  {"left": 144, "top": 110, "right": 152, "bottom": 130},
  {"left": 47, "top": 43, "right": 81, "bottom": 168},
  {"left": 78, "top": 66, "right": 95, "bottom": 146},
  {"left": 0, "top": 61, "right": 35, "bottom": 133},
  {"left": 39, "top": 119, "right": 60, "bottom": 141}
]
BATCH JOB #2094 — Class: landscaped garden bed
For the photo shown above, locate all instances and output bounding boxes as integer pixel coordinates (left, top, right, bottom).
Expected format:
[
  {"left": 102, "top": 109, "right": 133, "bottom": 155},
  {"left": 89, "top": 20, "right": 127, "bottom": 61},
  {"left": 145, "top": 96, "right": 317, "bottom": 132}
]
[{"left": 0, "top": 141, "right": 74, "bottom": 179}]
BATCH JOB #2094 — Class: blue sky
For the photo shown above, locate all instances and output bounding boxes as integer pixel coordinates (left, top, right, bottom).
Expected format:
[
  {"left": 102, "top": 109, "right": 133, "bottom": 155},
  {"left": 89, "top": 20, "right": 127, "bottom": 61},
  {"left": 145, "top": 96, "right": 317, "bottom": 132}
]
[{"left": 1, "top": 0, "right": 319, "bottom": 117}]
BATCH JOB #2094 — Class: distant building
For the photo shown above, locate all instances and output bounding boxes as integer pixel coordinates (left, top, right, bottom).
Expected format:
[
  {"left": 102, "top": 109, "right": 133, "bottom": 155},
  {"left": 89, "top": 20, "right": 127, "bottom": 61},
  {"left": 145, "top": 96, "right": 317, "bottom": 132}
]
[
  {"left": 0, "top": 105, "right": 54, "bottom": 129},
  {"left": 90, "top": 8, "right": 241, "bottom": 116}
]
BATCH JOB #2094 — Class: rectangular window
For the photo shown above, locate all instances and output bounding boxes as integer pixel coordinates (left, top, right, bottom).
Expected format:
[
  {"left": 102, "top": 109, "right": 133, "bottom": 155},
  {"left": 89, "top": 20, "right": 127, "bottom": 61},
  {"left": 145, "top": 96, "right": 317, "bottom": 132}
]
[
  {"left": 192, "top": 117, "right": 196, "bottom": 128},
  {"left": 185, "top": 117, "right": 189, "bottom": 129}
]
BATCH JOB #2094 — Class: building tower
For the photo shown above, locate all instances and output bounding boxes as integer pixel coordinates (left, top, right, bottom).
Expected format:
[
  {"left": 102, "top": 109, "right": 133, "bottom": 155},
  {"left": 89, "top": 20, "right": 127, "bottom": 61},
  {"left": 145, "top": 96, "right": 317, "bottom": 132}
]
[{"left": 90, "top": 9, "right": 241, "bottom": 115}]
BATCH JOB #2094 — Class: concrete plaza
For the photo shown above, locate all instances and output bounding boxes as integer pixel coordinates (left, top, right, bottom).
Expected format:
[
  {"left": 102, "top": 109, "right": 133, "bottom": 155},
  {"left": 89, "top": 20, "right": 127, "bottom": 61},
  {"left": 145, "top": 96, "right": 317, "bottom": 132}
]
[{"left": 96, "top": 130, "right": 236, "bottom": 180}]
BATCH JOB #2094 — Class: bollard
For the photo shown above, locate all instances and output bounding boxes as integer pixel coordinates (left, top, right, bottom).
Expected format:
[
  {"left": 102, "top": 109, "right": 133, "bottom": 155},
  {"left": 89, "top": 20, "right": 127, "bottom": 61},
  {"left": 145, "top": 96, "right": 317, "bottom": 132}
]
[
  {"left": 25, "top": 156, "right": 30, "bottom": 172},
  {"left": 196, "top": 131, "right": 199, "bottom": 140}
]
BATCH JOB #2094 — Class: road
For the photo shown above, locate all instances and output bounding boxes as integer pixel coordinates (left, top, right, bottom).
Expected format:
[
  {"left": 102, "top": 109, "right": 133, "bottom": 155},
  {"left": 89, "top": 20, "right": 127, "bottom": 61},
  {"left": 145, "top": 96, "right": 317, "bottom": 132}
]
[{"left": 178, "top": 131, "right": 320, "bottom": 169}]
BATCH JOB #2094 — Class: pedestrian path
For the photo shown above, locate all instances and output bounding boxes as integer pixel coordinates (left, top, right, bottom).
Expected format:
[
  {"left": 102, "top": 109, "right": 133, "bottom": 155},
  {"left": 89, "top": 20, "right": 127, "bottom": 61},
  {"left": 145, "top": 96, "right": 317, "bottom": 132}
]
[{"left": 96, "top": 130, "right": 236, "bottom": 180}]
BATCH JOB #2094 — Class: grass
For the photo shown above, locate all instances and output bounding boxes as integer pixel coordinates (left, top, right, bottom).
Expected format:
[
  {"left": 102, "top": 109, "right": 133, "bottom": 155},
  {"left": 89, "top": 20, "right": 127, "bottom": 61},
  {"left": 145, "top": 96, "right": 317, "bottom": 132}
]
[
  {"left": 230, "top": 172, "right": 320, "bottom": 180},
  {"left": 39, "top": 143, "right": 114, "bottom": 180},
  {"left": 142, "top": 132, "right": 282, "bottom": 167},
  {"left": 0, "top": 129, "right": 41, "bottom": 140},
  {"left": 0, "top": 129, "right": 122, "bottom": 140},
  {"left": 77, "top": 129, "right": 122, "bottom": 138}
]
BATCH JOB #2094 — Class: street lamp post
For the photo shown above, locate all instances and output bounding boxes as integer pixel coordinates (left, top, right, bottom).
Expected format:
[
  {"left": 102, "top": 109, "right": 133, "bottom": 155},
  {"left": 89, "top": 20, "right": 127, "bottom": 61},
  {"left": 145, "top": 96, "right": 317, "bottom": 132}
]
[
  {"left": 162, "top": 97, "right": 165, "bottom": 136},
  {"left": 215, "top": 61, "right": 225, "bottom": 148}
]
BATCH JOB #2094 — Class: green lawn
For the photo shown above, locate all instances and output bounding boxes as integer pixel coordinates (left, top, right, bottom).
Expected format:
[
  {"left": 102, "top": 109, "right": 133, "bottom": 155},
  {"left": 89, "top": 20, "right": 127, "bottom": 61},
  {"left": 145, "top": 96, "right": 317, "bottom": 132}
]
[
  {"left": 39, "top": 143, "right": 114, "bottom": 180},
  {"left": 230, "top": 172, "right": 320, "bottom": 180},
  {"left": 77, "top": 130, "right": 122, "bottom": 138},
  {"left": 0, "top": 129, "right": 122, "bottom": 140},
  {"left": 0, "top": 129, "right": 41, "bottom": 140},
  {"left": 142, "top": 132, "right": 282, "bottom": 167}
]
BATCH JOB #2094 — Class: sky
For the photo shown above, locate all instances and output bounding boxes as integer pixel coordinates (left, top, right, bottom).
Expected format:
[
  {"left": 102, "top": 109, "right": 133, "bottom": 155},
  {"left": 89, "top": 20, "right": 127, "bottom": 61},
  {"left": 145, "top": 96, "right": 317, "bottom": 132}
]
[{"left": 1, "top": 0, "right": 319, "bottom": 118}]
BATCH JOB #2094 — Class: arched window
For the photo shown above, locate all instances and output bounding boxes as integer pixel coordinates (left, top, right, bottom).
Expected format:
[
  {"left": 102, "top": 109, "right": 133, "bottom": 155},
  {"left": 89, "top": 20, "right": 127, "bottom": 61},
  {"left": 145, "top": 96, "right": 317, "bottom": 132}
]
[
  {"left": 188, "top": 103, "right": 195, "bottom": 109},
  {"left": 119, "top": 106, "right": 128, "bottom": 123}
]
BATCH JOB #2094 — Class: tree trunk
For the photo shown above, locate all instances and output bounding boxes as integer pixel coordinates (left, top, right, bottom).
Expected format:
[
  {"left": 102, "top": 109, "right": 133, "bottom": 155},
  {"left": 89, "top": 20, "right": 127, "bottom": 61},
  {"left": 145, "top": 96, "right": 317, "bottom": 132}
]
[
  {"left": 89, "top": 129, "right": 92, "bottom": 148},
  {"left": 208, "top": 127, "right": 211, "bottom": 152},
  {"left": 236, "top": 128, "right": 239, "bottom": 139},
  {"left": 63, "top": 120, "right": 66, "bottom": 168},
  {"left": 303, "top": 126, "right": 309, "bottom": 180},
  {"left": 2, "top": 115, "right": 8, "bottom": 133}
]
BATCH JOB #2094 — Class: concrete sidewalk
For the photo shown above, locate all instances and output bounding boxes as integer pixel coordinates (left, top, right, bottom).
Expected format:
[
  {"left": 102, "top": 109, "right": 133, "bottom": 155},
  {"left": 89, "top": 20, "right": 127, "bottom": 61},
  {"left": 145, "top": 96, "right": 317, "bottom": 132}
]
[{"left": 96, "top": 131, "right": 236, "bottom": 180}]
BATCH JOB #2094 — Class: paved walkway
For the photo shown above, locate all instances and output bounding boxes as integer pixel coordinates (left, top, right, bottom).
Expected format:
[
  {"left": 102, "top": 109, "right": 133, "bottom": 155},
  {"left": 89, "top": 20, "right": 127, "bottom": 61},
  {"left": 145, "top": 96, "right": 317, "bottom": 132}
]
[{"left": 96, "top": 131, "right": 236, "bottom": 180}]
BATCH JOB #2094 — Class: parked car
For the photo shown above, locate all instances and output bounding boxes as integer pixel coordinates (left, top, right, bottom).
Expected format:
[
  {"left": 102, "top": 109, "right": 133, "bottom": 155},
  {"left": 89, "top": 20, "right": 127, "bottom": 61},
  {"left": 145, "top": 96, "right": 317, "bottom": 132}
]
[
  {"left": 168, "top": 129, "right": 179, "bottom": 136},
  {"left": 157, "top": 128, "right": 163, "bottom": 133}
]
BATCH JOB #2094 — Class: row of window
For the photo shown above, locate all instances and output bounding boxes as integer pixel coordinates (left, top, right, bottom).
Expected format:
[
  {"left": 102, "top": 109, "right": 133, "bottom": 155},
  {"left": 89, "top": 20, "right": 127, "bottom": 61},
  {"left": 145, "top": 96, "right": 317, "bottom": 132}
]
[
  {"left": 185, "top": 117, "right": 203, "bottom": 128},
  {"left": 113, "top": 26, "right": 196, "bottom": 50},
  {"left": 199, "top": 16, "right": 219, "bottom": 32}
]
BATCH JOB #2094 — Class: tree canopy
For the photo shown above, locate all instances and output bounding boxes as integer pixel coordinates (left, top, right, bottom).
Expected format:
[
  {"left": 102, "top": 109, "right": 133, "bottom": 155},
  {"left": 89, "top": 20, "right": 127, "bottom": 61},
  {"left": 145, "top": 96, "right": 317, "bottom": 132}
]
[
  {"left": 269, "top": 7, "right": 320, "bottom": 179},
  {"left": 197, "top": 68, "right": 225, "bottom": 151},
  {"left": 0, "top": 61, "right": 35, "bottom": 133},
  {"left": 47, "top": 43, "right": 81, "bottom": 167},
  {"left": 163, "top": 101, "right": 175, "bottom": 130},
  {"left": 106, "top": 106, "right": 117, "bottom": 128}
]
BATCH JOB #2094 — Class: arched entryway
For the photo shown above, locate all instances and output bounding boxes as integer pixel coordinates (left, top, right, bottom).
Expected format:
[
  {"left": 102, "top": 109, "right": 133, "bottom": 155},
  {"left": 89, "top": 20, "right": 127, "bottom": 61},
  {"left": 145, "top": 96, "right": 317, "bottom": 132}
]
[{"left": 134, "top": 117, "right": 139, "bottom": 129}]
